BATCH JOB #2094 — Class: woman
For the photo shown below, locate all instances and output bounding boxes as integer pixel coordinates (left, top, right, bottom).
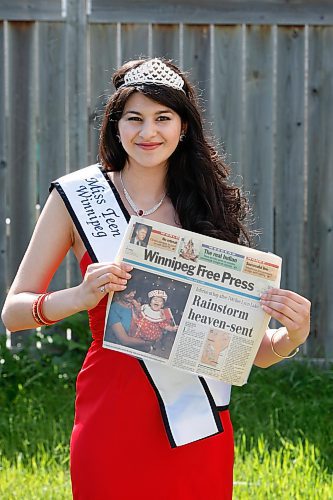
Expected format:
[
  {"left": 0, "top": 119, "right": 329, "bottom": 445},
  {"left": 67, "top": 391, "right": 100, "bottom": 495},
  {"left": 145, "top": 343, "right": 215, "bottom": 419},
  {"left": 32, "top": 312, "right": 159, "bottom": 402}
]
[{"left": 2, "top": 58, "right": 311, "bottom": 499}]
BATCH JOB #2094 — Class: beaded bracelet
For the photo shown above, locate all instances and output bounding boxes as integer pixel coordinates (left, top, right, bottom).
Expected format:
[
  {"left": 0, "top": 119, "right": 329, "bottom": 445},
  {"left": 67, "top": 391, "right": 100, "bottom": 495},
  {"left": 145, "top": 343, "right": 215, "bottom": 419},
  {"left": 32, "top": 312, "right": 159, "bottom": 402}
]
[
  {"left": 270, "top": 328, "right": 300, "bottom": 359},
  {"left": 32, "top": 293, "right": 58, "bottom": 326}
]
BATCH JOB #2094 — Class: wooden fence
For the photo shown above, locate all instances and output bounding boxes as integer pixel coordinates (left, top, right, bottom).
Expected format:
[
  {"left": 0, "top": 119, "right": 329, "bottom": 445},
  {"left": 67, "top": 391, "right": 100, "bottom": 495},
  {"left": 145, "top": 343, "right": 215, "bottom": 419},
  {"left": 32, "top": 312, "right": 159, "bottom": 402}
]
[{"left": 0, "top": 1, "right": 332, "bottom": 357}]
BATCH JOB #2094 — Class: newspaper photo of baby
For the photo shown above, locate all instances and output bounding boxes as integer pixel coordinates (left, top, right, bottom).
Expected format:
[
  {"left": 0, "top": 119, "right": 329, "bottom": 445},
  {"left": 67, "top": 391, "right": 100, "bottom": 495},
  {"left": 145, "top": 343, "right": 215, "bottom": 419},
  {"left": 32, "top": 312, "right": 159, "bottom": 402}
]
[
  {"left": 201, "top": 329, "right": 231, "bottom": 367},
  {"left": 104, "top": 268, "right": 192, "bottom": 359}
]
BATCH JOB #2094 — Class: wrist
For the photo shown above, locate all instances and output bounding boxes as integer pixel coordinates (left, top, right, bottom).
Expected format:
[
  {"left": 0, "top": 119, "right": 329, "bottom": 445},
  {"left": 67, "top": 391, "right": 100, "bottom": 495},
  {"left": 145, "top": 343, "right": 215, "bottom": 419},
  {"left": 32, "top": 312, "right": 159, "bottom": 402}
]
[
  {"left": 270, "top": 327, "right": 300, "bottom": 359},
  {"left": 73, "top": 284, "right": 88, "bottom": 312}
]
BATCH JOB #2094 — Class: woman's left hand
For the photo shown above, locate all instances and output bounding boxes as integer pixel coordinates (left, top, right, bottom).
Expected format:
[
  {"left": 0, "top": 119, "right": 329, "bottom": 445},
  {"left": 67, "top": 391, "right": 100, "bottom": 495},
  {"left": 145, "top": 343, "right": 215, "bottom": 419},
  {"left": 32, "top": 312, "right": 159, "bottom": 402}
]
[{"left": 260, "top": 288, "right": 311, "bottom": 345}]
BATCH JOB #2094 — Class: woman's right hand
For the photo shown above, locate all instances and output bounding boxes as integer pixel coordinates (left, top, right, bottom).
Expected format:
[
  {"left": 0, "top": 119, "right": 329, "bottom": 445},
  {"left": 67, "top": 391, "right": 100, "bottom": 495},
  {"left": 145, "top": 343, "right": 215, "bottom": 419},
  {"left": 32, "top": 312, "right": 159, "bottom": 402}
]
[{"left": 77, "top": 262, "right": 133, "bottom": 310}]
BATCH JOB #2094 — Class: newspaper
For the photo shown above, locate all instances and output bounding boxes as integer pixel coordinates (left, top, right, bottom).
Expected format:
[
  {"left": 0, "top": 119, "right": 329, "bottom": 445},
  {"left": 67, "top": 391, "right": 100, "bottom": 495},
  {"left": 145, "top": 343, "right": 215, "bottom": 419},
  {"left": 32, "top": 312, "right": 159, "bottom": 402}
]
[{"left": 103, "top": 216, "right": 282, "bottom": 386}]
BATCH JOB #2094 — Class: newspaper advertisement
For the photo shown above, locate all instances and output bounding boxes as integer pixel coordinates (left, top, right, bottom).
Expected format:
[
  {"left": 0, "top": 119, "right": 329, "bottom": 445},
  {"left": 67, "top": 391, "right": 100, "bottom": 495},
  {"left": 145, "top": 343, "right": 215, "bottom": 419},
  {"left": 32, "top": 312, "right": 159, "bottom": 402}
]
[{"left": 103, "top": 216, "right": 282, "bottom": 386}]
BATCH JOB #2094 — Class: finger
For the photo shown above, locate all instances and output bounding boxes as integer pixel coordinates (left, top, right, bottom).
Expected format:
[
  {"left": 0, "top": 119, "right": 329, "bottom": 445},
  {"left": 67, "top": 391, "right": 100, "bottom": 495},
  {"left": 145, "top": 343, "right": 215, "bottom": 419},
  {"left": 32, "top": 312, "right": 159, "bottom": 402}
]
[
  {"left": 260, "top": 295, "right": 303, "bottom": 317},
  {"left": 261, "top": 303, "right": 300, "bottom": 330},
  {"left": 119, "top": 262, "right": 134, "bottom": 272},
  {"left": 260, "top": 301, "right": 300, "bottom": 323},
  {"left": 260, "top": 290, "right": 311, "bottom": 317},
  {"left": 97, "top": 273, "right": 128, "bottom": 288},
  {"left": 88, "top": 264, "right": 132, "bottom": 281},
  {"left": 104, "top": 282, "right": 127, "bottom": 293},
  {"left": 262, "top": 288, "right": 310, "bottom": 307},
  {"left": 109, "top": 264, "right": 132, "bottom": 280}
]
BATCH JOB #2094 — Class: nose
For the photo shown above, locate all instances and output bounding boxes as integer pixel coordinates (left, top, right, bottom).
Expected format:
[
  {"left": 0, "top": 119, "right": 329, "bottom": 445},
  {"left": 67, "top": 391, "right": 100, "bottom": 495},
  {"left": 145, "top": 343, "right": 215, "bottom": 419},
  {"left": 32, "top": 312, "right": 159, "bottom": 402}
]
[{"left": 138, "top": 119, "right": 157, "bottom": 139}]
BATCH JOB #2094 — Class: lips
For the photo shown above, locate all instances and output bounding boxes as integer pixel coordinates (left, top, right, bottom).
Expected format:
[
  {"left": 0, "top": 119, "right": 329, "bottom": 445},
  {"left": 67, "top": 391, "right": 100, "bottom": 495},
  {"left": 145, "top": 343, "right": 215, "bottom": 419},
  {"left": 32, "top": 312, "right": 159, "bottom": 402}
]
[{"left": 136, "top": 142, "right": 163, "bottom": 150}]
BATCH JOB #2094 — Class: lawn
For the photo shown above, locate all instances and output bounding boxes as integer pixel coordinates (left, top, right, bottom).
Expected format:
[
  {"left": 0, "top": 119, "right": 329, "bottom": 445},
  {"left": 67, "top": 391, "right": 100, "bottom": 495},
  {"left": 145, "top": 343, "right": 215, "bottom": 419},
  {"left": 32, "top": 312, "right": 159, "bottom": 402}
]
[{"left": 0, "top": 330, "right": 332, "bottom": 499}]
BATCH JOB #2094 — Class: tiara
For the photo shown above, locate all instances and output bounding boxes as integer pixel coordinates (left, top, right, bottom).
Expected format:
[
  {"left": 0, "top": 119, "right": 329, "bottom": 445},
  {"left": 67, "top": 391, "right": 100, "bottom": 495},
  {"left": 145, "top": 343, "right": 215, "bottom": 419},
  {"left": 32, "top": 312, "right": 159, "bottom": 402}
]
[
  {"left": 148, "top": 289, "right": 168, "bottom": 300},
  {"left": 119, "top": 59, "right": 185, "bottom": 92}
]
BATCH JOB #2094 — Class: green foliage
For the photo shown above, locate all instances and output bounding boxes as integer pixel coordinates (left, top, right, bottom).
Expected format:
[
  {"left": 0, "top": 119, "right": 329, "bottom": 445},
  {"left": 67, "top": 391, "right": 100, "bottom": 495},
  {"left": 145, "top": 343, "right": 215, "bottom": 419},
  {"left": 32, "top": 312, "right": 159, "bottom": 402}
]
[
  {"left": 231, "top": 362, "right": 333, "bottom": 474},
  {"left": 233, "top": 435, "right": 333, "bottom": 499},
  {"left": 0, "top": 312, "right": 90, "bottom": 465},
  {"left": 0, "top": 332, "right": 332, "bottom": 498}
]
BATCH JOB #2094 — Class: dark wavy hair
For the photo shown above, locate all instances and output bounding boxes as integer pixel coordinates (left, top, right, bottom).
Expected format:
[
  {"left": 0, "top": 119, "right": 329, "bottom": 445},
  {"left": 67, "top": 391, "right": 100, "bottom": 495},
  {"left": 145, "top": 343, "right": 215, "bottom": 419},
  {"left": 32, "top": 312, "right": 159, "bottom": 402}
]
[{"left": 99, "top": 58, "right": 251, "bottom": 245}]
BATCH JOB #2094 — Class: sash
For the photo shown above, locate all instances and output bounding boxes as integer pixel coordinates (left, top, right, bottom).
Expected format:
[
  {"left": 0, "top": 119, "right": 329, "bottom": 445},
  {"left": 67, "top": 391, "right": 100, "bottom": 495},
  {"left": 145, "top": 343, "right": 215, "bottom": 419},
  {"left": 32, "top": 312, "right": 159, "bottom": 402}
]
[{"left": 51, "top": 164, "right": 231, "bottom": 447}]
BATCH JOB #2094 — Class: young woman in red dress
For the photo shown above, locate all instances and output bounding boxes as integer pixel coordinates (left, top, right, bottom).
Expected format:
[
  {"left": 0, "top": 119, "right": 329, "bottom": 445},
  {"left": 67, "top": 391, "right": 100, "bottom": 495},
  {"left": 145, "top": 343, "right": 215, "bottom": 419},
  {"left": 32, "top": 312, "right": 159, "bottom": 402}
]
[{"left": 2, "top": 58, "right": 311, "bottom": 499}]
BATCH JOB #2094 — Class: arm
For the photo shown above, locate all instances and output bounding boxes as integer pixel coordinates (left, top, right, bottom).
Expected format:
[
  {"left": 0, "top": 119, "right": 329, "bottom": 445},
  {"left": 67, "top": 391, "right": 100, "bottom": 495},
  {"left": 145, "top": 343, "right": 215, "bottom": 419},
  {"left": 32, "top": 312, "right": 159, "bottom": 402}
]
[
  {"left": 254, "top": 288, "right": 311, "bottom": 368},
  {"left": 1, "top": 189, "right": 132, "bottom": 332},
  {"left": 112, "top": 322, "right": 151, "bottom": 350}
]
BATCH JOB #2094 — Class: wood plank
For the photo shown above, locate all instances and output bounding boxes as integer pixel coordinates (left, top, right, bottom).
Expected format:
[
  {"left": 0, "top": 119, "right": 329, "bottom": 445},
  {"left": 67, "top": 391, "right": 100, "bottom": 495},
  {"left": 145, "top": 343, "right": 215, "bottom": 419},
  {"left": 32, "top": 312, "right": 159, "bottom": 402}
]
[
  {"left": 307, "top": 26, "right": 333, "bottom": 358},
  {"left": 7, "top": 22, "right": 38, "bottom": 344},
  {"left": 38, "top": 21, "right": 67, "bottom": 293},
  {"left": 212, "top": 25, "right": 243, "bottom": 176},
  {"left": 121, "top": 24, "right": 150, "bottom": 63},
  {"left": 0, "top": 22, "right": 7, "bottom": 323},
  {"left": 38, "top": 22, "right": 67, "bottom": 204},
  {"left": 182, "top": 25, "right": 211, "bottom": 121},
  {"left": 65, "top": 0, "right": 89, "bottom": 287},
  {"left": 0, "top": 0, "right": 62, "bottom": 21},
  {"left": 274, "top": 27, "right": 306, "bottom": 296},
  {"left": 7, "top": 23, "right": 38, "bottom": 280},
  {"left": 151, "top": 24, "right": 180, "bottom": 63},
  {"left": 88, "top": 24, "right": 118, "bottom": 165},
  {"left": 242, "top": 25, "right": 274, "bottom": 252},
  {"left": 90, "top": 0, "right": 333, "bottom": 25}
]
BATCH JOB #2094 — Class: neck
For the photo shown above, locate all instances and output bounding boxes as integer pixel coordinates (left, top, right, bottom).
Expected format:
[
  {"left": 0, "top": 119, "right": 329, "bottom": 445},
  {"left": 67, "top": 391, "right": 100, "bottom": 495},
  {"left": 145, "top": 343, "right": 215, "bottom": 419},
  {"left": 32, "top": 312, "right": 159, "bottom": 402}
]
[{"left": 120, "top": 163, "right": 167, "bottom": 208}]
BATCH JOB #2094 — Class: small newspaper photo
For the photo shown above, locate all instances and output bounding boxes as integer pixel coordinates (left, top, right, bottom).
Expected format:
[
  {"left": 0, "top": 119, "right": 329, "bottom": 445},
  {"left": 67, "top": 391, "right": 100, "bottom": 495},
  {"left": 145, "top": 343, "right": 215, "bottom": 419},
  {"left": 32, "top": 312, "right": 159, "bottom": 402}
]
[{"left": 103, "top": 216, "right": 282, "bottom": 386}]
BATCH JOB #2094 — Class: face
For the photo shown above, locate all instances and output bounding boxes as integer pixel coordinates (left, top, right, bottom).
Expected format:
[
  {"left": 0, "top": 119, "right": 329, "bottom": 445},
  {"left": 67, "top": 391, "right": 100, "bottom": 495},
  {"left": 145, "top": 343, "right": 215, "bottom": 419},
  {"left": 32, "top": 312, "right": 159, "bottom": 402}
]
[
  {"left": 136, "top": 227, "right": 148, "bottom": 241},
  {"left": 122, "top": 290, "right": 136, "bottom": 303},
  {"left": 118, "top": 92, "right": 183, "bottom": 170},
  {"left": 150, "top": 296, "right": 165, "bottom": 311}
]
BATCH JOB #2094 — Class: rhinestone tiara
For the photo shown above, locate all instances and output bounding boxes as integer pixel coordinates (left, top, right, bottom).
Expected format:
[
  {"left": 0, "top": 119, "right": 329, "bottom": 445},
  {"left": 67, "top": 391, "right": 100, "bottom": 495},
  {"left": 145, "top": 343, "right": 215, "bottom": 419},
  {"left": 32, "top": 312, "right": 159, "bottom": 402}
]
[{"left": 119, "top": 58, "right": 185, "bottom": 92}]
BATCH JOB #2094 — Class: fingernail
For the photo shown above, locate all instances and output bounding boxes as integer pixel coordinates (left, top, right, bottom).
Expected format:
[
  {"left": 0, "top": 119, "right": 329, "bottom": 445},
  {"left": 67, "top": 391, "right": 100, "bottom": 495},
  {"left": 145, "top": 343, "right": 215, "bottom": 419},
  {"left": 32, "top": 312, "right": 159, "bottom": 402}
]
[
  {"left": 125, "top": 264, "right": 133, "bottom": 271},
  {"left": 126, "top": 273, "right": 132, "bottom": 279}
]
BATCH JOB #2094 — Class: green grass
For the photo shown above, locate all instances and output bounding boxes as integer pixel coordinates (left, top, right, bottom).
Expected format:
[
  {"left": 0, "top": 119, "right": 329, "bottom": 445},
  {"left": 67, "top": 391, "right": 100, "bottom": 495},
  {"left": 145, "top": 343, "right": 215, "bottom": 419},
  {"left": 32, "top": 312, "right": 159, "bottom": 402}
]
[{"left": 1, "top": 336, "right": 332, "bottom": 499}]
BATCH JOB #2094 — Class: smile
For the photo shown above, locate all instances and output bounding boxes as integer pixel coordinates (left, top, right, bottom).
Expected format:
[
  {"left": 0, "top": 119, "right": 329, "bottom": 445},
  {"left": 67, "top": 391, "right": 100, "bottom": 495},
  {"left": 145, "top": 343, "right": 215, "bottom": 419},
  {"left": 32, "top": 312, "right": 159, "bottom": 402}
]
[{"left": 135, "top": 142, "right": 163, "bottom": 150}]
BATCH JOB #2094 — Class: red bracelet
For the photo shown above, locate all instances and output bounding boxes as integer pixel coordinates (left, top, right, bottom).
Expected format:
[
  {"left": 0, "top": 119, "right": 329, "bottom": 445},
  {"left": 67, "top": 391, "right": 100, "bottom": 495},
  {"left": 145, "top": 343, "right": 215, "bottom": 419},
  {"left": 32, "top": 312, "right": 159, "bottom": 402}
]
[
  {"left": 32, "top": 296, "right": 45, "bottom": 326},
  {"left": 32, "top": 293, "right": 58, "bottom": 326},
  {"left": 36, "top": 293, "right": 58, "bottom": 325}
]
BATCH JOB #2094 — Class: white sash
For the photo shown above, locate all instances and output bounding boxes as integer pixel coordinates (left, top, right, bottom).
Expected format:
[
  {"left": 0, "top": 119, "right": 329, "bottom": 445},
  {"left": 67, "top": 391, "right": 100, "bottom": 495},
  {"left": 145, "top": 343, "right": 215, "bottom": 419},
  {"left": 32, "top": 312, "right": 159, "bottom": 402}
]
[{"left": 51, "top": 164, "right": 231, "bottom": 447}]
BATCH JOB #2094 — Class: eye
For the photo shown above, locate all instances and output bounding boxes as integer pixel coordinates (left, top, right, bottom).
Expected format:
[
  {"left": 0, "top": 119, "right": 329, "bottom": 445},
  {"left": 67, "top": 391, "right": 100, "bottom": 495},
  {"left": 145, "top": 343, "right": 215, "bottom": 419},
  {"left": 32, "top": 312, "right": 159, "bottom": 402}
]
[
  {"left": 127, "top": 116, "right": 142, "bottom": 121},
  {"left": 157, "top": 115, "right": 171, "bottom": 121}
]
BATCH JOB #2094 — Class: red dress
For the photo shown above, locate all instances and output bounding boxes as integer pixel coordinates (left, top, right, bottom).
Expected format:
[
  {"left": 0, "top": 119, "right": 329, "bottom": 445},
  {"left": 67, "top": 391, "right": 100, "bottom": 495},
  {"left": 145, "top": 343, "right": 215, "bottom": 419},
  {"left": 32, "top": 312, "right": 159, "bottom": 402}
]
[{"left": 70, "top": 252, "right": 234, "bottom": 499}]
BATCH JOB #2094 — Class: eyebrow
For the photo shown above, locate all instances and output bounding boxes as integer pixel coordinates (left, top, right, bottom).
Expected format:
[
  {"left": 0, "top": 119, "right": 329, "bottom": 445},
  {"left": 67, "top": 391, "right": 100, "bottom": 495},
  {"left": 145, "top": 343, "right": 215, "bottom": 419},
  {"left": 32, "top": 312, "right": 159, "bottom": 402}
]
[{"left": 123, "top": 109, "right": 174, "bottom": 116}]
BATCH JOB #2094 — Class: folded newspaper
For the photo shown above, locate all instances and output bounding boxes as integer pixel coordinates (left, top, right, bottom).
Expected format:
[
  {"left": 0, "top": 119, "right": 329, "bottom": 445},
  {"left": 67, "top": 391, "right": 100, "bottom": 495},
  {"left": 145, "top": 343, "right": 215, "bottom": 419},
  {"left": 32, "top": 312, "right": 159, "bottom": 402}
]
[{"left": 103, "top": 216, "right": 282, "bottom": 386}]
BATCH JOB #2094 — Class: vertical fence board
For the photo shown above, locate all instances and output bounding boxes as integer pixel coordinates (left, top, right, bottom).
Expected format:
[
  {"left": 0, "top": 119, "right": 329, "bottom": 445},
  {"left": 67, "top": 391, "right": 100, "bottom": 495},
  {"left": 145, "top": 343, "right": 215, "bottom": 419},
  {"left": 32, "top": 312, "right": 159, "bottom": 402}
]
[
  {"left": 307, "top": 26, "right": 333, "bottom": 358},
  {"left": 89, "top": 23, "right": 118, "bottom": 164},
  {"left": 243, "top": 25, "right": 274, "bottom": 251},
  {"left": 66, "top": 0, "right": 89, "bottom": 287},
  {"left": 151, "top": 24, "right": 180, "bottom": 63},
  {"left": 38, "top": 22, "right": 66, "bottom": 203},
  {"left": 121, "top": 23, "right": 149, "bottom": 62},
  {"left": 0, "top": 23, "right": 7, "bottom": 320},
  {"left": 182, "top": 25, "right": 211, "bottom": 122},
  {"left": 7, "top": 22, "right": 38, "bottom": 345},
  {"left": 7, "top": 22, "right": 38, "bottom": 279},
  {"left": 212, "top": 25, "right": 243, "bottom": 176},
  {"left": 275, "top": 26, "right": 306, "bottom": 296},
  {"left": 38, "top": 21, "right": 67, "bottom": 292}
]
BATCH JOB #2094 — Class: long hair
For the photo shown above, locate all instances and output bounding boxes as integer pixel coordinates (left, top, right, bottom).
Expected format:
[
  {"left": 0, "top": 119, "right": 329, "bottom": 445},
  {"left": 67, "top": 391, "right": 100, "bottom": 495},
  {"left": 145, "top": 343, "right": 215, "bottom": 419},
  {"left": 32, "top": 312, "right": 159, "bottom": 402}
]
[{"left": 99, "top": 58, "right": 251, "bottom": 246}]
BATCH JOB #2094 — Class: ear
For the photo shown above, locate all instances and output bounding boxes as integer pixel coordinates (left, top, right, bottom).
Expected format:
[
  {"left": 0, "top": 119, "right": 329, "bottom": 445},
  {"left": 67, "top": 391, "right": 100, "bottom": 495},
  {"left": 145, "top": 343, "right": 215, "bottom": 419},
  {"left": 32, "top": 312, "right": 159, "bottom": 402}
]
[{"left": 181, "top": 122, "right": 188, "bottom": 135}]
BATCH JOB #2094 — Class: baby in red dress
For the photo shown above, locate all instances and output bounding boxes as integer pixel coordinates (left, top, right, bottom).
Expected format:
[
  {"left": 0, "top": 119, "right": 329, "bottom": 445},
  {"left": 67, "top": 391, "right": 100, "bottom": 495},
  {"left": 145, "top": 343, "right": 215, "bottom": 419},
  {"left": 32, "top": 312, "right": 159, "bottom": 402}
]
[{"left": 130, "top": 290, "right": 178, "bottom": 344}]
